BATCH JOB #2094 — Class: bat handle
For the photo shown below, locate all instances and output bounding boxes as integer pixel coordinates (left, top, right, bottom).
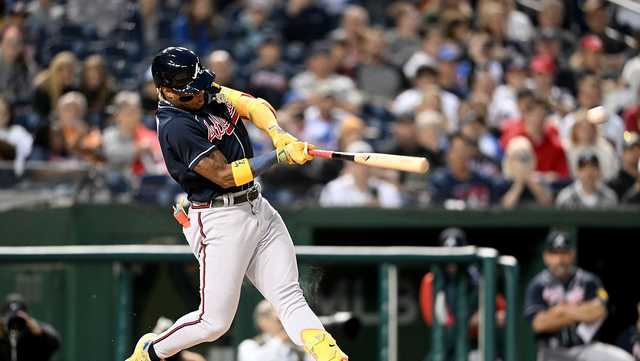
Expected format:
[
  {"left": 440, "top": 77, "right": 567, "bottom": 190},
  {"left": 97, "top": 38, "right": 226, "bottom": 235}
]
[{"left": 308, "top": 149, "right": 333, "bottom": 159}]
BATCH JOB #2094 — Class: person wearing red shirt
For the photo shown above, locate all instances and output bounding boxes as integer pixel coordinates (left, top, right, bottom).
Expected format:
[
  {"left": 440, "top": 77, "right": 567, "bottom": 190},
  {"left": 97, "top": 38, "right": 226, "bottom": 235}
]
[
  {"left": 501, "top": 96, "right": 569, "bottom": 179},
  {"left": 622, "top": 87, "right": 640, "bottom": 133}
]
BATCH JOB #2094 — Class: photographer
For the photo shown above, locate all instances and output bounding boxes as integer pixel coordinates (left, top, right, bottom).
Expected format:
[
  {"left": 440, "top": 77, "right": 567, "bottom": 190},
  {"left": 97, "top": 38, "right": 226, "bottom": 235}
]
[{"left": 0, "top": 294, "right": 60, "bottom": 361}]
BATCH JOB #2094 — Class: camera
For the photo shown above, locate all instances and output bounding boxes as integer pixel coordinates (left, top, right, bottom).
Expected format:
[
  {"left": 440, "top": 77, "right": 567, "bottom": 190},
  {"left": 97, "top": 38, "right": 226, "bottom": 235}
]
[{"left": 2, "top": 301, "right": 27, "bottom": 333}]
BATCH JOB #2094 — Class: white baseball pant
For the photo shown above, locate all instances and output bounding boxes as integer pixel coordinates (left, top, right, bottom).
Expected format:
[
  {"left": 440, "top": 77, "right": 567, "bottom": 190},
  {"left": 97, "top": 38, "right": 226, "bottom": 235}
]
[{"left": 152, "top": 194, "right": 324, "bottom": 358}]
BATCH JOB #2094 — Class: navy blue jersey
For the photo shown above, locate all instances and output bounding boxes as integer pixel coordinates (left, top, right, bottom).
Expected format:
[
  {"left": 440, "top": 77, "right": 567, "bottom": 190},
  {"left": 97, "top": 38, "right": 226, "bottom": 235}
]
[
  {"left": 524, "top": 268, "right": 608, "bottom": 348},
  {"left": 156, "top": 98, "right": 254, "bottom": 202}
]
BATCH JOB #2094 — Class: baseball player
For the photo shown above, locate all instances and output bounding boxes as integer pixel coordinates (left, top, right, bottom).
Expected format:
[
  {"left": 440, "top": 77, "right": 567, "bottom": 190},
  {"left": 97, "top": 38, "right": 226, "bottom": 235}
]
[
  {"left": 125, "top": 47, "right": 347, "bottom": 361},
  {"left": 524, "top": 230, "right": 633, "bottom": 361}
]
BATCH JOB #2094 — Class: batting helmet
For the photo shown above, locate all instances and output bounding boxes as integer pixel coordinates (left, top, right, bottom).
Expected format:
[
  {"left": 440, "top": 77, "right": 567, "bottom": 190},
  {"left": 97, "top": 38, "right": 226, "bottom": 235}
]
[{"left": 151, "top": 47, "right": 215, "bottom": 94}]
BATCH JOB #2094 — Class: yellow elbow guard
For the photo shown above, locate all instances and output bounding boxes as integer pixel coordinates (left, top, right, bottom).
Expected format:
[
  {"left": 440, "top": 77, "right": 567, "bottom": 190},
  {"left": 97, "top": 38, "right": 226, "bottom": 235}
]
[{"left": 231, "top": 159, "right": 254, "bottom": 186}]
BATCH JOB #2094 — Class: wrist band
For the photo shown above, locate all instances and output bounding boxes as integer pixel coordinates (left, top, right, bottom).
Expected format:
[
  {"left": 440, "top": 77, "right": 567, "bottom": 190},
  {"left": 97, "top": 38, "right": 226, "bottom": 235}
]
[{"left": 231, "top": 158, "right": 254, "bottom": 186}]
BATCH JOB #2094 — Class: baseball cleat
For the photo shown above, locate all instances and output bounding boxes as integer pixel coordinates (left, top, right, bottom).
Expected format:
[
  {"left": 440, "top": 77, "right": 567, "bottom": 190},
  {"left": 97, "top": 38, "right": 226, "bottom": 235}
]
[
  {"left": 125, "top": 333, "right": 157, "bottom": 361},
  {"left": 301, "top": 329, "right": 349, "bottom": 361}
]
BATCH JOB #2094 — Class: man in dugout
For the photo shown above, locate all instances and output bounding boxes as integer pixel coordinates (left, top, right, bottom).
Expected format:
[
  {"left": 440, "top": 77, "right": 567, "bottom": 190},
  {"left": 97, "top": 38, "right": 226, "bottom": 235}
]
[{"left": 524, "top": 230, "right": 633, "bottom": 361}]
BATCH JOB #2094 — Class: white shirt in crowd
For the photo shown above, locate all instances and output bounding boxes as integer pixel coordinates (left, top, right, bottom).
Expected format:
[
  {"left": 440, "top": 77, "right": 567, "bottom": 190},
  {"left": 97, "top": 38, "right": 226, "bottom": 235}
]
[
  {"left": 392, "top": 88, "right": 460, "bottom": 130},
  {"left": 560, "top": 112, "right": 625, "bottom": 153},
  {"left": 0, "top": 124, "right": 33, "bottom": 176},
  {"left": 319, "top": 173, "right": 403, "bottom": 208},
  {"left": 237, "top": 336, "right": 312, "bottom": 361},
  {"left": 488, "top": 85, "right": 519, "bottom": 129}
]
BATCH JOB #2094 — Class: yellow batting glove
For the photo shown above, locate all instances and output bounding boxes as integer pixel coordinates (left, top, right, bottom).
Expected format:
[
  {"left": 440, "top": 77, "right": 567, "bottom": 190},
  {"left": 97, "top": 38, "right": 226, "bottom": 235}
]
[
  {"left": 283, "top": 141, "right": 315, "bottom": 165},
  {"left": 267, "top": 125, "right": 298, "bottom": 149}
]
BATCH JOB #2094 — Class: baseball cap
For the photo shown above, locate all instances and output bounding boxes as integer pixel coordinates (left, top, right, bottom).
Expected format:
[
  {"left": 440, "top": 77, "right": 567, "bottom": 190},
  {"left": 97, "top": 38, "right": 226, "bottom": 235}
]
[
  {"left": 439, "top": 228, "right": 468, "bottom": 247},
  {"left": 581, "top": 35, "right": 604, "bottom": 52},
  {"left": 530, "top": 54, "right": 556, "bottom": 75},
  {"left": 544, "top": 231, "right": 575, "bottom": 252},
  {"left": 577, "top": 151, "right": 600, "bottom": 168}
]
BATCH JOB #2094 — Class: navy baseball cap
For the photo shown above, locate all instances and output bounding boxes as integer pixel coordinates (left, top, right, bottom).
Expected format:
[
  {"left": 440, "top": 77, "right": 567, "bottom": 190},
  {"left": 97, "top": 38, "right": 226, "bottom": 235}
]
[
  {"left": 544, "top": 231, "right": 575, "bottom": 251},
  {"left": 577, "top": 151, "right": 600, "bottom": 168}
]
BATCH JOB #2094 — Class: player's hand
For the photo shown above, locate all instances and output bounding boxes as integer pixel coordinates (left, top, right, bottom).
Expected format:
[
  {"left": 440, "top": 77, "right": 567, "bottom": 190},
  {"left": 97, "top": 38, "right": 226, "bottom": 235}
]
[
  {"left": 278, "top": 141, "right": 315, "bottom": 165},
  {"left": 268, "top": 125, "right": 298, "bottom": 149}
]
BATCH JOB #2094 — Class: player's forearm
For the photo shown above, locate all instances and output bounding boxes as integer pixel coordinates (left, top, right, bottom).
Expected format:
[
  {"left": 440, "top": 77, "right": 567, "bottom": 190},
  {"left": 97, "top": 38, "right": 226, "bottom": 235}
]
[
  {"left": 571, "top": 300, "right": 607, "bottom": 323},
  {"left": 532, "top": 306, "right": 576, "bottom": 333}
]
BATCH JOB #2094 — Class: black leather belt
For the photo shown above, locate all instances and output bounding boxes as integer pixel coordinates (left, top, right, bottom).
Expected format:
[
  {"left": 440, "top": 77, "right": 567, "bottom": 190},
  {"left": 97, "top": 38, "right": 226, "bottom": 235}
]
[{"left": 191, "top": 187, "right": 260, "bottom": 209}]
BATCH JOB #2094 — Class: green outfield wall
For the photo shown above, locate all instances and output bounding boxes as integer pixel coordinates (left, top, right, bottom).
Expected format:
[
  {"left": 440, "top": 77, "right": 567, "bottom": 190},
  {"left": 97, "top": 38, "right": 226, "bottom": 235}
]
[{"left": 0, "top": 205, "right": 637, "bottom": 361}]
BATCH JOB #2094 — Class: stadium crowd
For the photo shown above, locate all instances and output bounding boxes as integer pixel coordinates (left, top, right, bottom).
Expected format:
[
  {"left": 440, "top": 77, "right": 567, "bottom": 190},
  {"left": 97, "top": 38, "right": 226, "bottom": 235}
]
[{"left": 1, "top": 0, "right": 640, "bottom": 209}]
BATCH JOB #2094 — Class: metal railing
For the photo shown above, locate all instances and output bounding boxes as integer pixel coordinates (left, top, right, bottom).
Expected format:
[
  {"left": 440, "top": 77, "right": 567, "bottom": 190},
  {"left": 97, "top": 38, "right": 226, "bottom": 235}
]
[{"left": 0, "top": 245, "right": 519, "bottom": 361}]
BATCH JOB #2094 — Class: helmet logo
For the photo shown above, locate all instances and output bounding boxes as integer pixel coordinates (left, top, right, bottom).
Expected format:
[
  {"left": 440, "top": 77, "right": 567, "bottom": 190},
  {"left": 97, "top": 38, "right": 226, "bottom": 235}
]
[{"left": 193, "top": 63, "right": 201, "bottom": 80}]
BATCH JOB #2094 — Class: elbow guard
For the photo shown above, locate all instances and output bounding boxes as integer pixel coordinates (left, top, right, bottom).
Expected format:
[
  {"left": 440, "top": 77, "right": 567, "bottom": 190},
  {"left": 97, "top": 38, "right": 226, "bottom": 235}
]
[{"left": 231, "top": 158, "right": 254, "bottom": 186}]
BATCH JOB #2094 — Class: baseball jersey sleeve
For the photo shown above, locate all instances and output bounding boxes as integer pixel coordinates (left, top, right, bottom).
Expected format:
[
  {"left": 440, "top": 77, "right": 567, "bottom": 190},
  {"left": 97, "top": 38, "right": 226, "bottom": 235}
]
[
  {"left": 524, "top": 279, "right": 547, "bottom": 323},
  {"left": 584, "top": 273, "right": 609, "bottom": 305},
  {"left": 163, "top": 117, "right": 217, "bottom": 169}
]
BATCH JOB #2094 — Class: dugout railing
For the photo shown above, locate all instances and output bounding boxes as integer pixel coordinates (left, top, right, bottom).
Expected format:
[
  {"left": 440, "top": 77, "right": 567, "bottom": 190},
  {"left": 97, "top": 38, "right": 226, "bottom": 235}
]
[{"left": 0, "top": 245, "right": 518, "bottom": 361}]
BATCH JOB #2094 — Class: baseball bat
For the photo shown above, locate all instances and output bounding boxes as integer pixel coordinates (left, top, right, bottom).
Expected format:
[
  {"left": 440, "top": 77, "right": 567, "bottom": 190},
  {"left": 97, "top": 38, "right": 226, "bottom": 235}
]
[{"left": 309, "top": 149, "right": 429, "bottom": 174}]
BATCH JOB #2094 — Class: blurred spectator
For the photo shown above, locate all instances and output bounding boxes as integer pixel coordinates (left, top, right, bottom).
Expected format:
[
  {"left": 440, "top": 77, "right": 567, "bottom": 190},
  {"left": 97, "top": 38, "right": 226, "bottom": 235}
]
[
  {"left": 384, "top": 2, "right": 421, "bottom": 68},
  {"left": 49, "top": 91, "right": 102, "bottom": 162},
  {"left": 476, "top": 1, "right": 523, "bottom": 63},
  {"left": 32, "top": 51, "right": 77, "bottom": 148},
  {"left": 172, "top": 0, "right": 228, "bottom": 56},
  {"left": 0, "top": 97, "right": 32, "bottom": 175},
  {"left": 65, "top": 0, "right": 127, "bottom": 37},
  {"left": 569, "top": 35, "right": 606, "bottom": 77},
  {"left": 330, "top": 5, "right": 369, "bottom": 70},
  {"left": 488, "top": 56, "right": 528, "bottom": 129},
  {"left": 206, "top": 50, "right": 241, "bottom": 89},
  {"left": 378, "top": 113, "right": 428, "bottom": 158},
  {"left": 621, "top": 150, "right": 640, "bottom": 205},
  {"left": 301, "top": 85, "right": 344, "bottom": 149},
  {"left": 415, "top": 110, "right": 445, "bottom": 169},
  {"left": 291, "top": 45, "right": 362, "bottom": 114},
  {"left": 525, "top": 231, "right": 634, "bottom": 361},
  {"left": 537, "top": 0, "right": 570, "bottom": 40},
  {"left": 356, "top": 27, "right": 402, "bottom": 105},
  {"left": 0, "top": 25, "right": 36, "bottom": 113},
  {"left": 533, "top": 28, "right": 576, "bottom": 93},
  {"left": 238, "top": 300, "right": 311, "bottom": 361},
  {"left": 229, "top": 0, "right": 277, "bottom": 64},
  {"left": 403, "top": 25, "right": 442, "bottom": 80},
  {"left": 393, "top": 64, "right": 459, "bottom": 129},
  {"left": 622, "top": 87, "right": 640, "bottom": 133},
  {"left": 134, "top": 0, "right": 173, "bottom": 54},
  {"left": 429, "top": 132, "right": 499, "bottom": 209},
  {"left": 556, "top": 152, "right": 618, "bottom": 209},
  {"left": 501, "top": 96, "right": 569, "bottom": 180},
  {"left": 582, "top": 0, "right": 628, "bottom": 56},
  {"left": 609, "top": 132, "right": 640, "bottom": 198},
  {"left": 80, "top": 54, "right": 116, "bottom": 128},
  {"left": 500, "top": 136, "right": 553, "bottom": 209},
  {"left": 245, "top": 37, "right": 292, "bottom": 109},
  {"left": 319, "top": 141, "right": 402, "bottom": 208},
  {"left": 500, "top": 0, "right": 535, "bottom": 44},
  {"left": 277, "top": 0, "right": 332, "bottom": 46},
  {"left": 0, "top": 293, "right": 60, "bottom": 361},
  {"left": 436, "top": 43, "right": 466, "bottom": 98},
  {"left": 459, "top": 101, "right": 501, "bottom": 170},
  {"left": 103, "top": 91, "right": 164, "bottom": 182},
  {"left": 564, "top": 110, "right": 619, "bottom": 181},
  {"left": 560, "top": 73, "right": 625, "bottom": 152},
  {"left": 25, "top": 0, "right": 65, "bottom": 38},
  {"left": 530, "top": 53, "right": 575, "bottom": 117}
]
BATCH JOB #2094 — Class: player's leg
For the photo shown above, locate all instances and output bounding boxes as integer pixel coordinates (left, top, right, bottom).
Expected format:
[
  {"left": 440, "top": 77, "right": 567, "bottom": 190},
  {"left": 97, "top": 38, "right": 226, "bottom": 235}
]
[
  {"left": 145, "top": 207, "right": 260, "bottom": 359},
  {"left": 575, "top": 342, "right": 634, "bottom": 361},
  {"left": 245, "top": 198, "right": 348, "bottom": 361}
]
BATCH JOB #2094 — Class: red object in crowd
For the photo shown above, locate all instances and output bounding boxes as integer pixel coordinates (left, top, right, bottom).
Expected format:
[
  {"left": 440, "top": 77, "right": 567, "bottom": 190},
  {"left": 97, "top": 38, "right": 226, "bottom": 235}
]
[
  {"left": 531, "top": 54, "right": 556, "bottom": 75},
  {"left": 500, "top": 118, "right": 569, "bottom": 178},
  {"left": 132, "top": 125, "right": 165, "bottom": 176},
  {"left": 623, "top": 105, "right": 640, "bottom": 133},
  {"left": 581, "top": 35, "right": 604, "bottom": 52}
]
